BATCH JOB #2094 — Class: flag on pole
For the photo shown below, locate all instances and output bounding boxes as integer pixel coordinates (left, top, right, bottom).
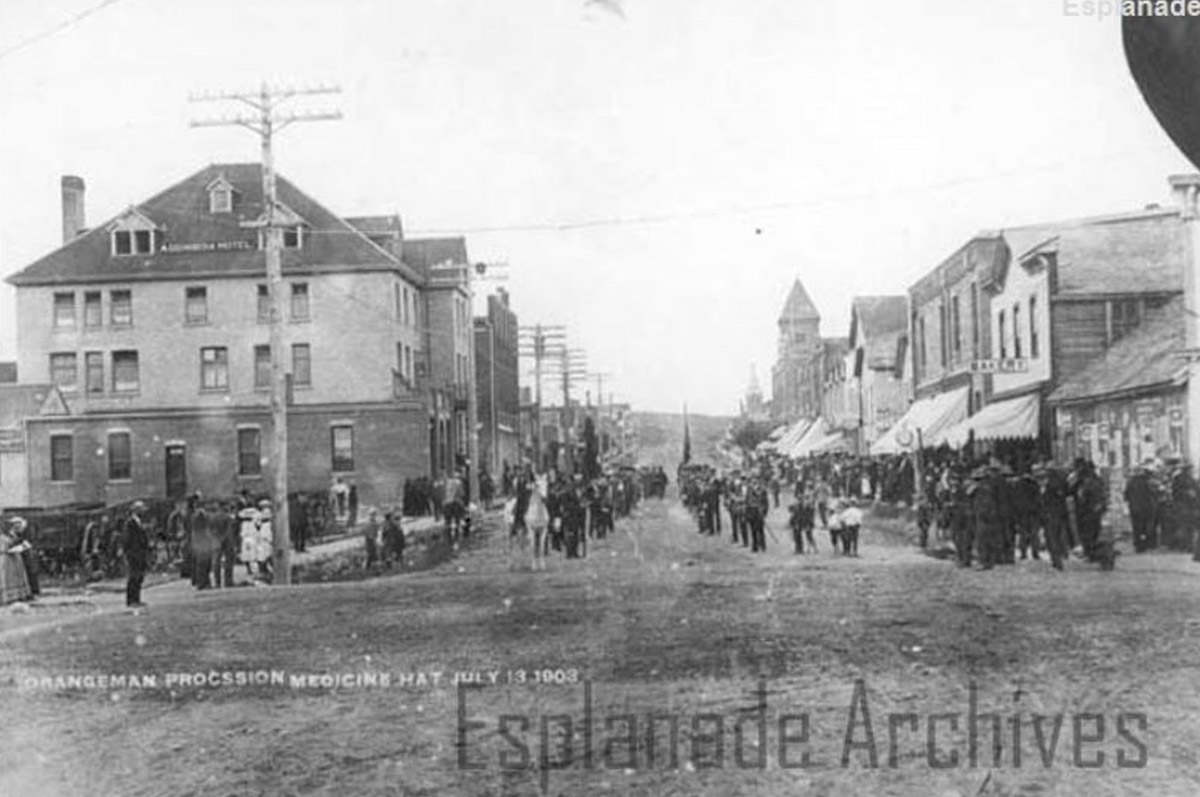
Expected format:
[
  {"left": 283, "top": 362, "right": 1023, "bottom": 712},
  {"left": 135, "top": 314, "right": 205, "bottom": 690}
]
[{"left": 682, "top": 402, "right": 692, "bottom": 465}]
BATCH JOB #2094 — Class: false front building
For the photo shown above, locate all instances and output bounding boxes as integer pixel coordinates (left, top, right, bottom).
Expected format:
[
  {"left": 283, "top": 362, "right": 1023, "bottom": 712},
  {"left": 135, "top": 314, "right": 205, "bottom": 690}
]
[{"left": 6, "top": 165, "right": 432, "bottom": 508}]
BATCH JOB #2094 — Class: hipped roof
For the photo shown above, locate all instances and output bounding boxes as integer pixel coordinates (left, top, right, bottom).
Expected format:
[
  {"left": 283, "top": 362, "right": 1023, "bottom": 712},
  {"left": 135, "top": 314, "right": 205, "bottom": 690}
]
[{"left": 7, "top": 163, "right": 420, "bottom": 286}]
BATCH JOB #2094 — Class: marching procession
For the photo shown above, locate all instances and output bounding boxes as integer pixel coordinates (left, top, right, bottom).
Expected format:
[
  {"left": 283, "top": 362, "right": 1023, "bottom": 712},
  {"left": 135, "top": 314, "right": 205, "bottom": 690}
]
[{"left": 678, "top": 445, "right": 1200, "bottom": 573}]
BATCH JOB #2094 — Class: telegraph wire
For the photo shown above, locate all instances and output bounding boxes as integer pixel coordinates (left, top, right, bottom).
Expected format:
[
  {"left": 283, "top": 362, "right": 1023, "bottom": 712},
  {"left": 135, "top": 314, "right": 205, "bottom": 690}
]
[
  {"left": 0, "top": 0, "right": 126, "bottom": 62},
  {"left": 268, "top": 145, "right": 1167, "bottom": 238}
]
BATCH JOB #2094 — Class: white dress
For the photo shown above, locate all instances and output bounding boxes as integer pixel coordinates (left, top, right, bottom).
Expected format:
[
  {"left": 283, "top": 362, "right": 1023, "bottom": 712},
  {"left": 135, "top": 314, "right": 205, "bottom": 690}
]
[
  {"left": 255, "top": 512, "right": 273, "bottom": 563},
  {"left": 0, "top": 533, "right": 33, "bottom": 605},
  {"left": 238, "top": 509, "right": 260, "bottom": 563}
]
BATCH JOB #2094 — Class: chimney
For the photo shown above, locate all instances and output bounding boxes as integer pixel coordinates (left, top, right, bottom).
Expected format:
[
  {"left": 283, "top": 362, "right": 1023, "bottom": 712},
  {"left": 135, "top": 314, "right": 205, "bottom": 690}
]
[{"left": 61, "top": 175, "right": 86, "bottom": 244}]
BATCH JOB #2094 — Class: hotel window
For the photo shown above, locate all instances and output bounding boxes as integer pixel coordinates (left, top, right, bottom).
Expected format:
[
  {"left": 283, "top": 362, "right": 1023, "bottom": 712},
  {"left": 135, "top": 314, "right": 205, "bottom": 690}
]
[
  {"left": 1030, "top": 296, "right": 1039, "bottom": 359},
  {"left": 210, "top": 188, "right": 232, "bottom": 214},
  {"left": 108, "top": 432, "right": 132, "bottom": 481},
  {"left": 1012, "top": 304, "right": 1022, "bottom": 359},
  {"left": 50, "top": 353, "right": 77, "bottom": 390},
  {"left": 85, "top": 352, "right": 104, "bottom": 394},
  {"left": 405, "top": 345, "right": 413, "bottom": 382},
  {"left": 50, "top": 434, "right": 73, "bottom": 482},
  {"left": 290, "top": 283, "right": 310, "bottom": 321},
  {"left": 110, "top": 290, "right": 132, "bottom": 327},
  {"left": 292, "top": 343, "right": 311, "bottom": 387},
  {"left": 200, "top": 347, "right": 229, "bottom": 391},
  {"left": 254, "top": 345, "right": 271, "bottom": 389},
  {"left": 331, "top": 425, "right": 354, "bottom": 472},
  {"left": 113, "top": 230, "right": 156, "bottom": 256},
  {"left": 113, "top": 230, "right": 133, "bottom": 255},
  {"left": 112, "top": 350, "right": 139, "bottom": 392},
  {"left": 237, "top": 428, "right": 262, "bottom": 476},
  {"left": 53, "top": 292, "right": 75, "bottom": 330},
  {"left": 84, "top": 292, "right": 102, "bottom": 329},
  {"left": 394, "top": 284, "right": 402, "bottom": 322},
  {"left": 185, "top": 286, "right": 208, "bottom": 325},
  {"left": 283, "top": 227, "right": 301, "bottom": 249},
  {"left": 257, "top": 284, "right": 270, "bottom": 324}
]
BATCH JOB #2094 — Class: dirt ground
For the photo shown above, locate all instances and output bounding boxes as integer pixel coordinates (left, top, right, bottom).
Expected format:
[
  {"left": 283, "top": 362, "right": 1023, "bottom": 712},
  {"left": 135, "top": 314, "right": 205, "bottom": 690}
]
[{"left": 2, "top": 494, "right": 1199, "bottom": 797}]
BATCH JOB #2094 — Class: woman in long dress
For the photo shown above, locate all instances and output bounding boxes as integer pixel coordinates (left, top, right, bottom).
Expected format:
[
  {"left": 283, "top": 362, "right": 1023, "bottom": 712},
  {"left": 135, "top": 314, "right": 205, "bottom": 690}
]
[{"left": 1, "top": 518, "right": 34, "bottom": 605}]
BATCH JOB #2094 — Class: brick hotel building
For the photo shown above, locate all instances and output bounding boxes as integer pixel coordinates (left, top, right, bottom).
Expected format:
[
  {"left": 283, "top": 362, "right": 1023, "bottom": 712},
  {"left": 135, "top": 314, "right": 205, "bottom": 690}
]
[{"left": 6, "top": 165, "right": 439, "bottom": 508}]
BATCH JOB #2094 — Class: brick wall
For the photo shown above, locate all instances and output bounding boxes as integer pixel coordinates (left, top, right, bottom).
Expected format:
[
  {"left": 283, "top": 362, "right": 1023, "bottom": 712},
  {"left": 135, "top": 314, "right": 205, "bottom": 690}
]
[{"left": 24, "top": 403, "right": 430, "bottom": 509}]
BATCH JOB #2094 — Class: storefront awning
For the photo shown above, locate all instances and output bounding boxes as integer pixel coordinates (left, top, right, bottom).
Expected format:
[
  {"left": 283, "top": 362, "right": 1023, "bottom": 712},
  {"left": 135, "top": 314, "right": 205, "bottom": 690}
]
[
  {"left": 870, "top": 386, "right": 970, "bottom": 455},
  {"left": 932, "top": 393, "right": 1039, "bottom": 448},
  {"left": 774, "top": 419, "right": 813, "bottom": 456},
  {"left": 791, "top": 420, "right": 848, "bottom": 457}
]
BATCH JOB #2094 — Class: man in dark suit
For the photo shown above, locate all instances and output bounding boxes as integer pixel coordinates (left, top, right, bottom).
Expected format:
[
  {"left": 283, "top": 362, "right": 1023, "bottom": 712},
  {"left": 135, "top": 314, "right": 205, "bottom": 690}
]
[
  {"left": 123, "top": 501, "right": 151, "bottom": 608},
  {"left": 1125, "top": 463, "right": 1159, "bottom": 553}
]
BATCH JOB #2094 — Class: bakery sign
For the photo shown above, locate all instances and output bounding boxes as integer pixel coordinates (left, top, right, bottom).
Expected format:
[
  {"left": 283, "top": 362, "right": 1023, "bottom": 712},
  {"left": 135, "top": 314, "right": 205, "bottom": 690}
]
[{"left": 160, "top": 241, "right": 254, "bottom": 253}]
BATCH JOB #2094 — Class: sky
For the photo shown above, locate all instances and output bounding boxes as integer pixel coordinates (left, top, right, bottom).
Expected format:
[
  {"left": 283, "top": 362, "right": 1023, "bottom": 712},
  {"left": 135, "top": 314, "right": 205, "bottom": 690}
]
[{"left": 0, "top": 0, "right": 1194, "bottom": 415}]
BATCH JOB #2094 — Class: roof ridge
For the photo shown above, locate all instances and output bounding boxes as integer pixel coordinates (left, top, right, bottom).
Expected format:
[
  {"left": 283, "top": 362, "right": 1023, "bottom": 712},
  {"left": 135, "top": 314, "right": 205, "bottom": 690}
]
[{"left": 981, "top": 205, "right": 1178, "bottom": 240}]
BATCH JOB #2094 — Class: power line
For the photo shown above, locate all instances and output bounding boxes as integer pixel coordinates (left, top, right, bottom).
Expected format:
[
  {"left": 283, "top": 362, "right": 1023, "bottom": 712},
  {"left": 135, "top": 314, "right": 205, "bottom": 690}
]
[
  {"left": 0, "top": 0, "right": 126, "bottom": 61},
  {"left": 259, "top": 145, "right": 1167, "bottom": 238}
]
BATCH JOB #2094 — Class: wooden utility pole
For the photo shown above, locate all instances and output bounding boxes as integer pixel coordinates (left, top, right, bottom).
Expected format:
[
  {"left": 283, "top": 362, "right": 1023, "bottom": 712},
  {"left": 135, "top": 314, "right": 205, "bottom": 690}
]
[
  {"left": 559, "top": 348, "right": 589, "bottom": 474},
  {"left": 190, "top": 83, "right": 341, "bottom": 586},
  {"left": 519, "top": 324, "right": 565, "bottom": 471}
]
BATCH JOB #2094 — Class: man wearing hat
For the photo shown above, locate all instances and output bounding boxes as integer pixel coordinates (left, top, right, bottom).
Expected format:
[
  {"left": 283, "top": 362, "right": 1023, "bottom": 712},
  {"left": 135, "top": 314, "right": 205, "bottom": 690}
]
[
  {"left": 1035, "top": 459, "right": 1071, "bottom": 571},
  {"left": 1125, "top": 460, "right": 1159, "bottom": 553},
  {"left": 123, "top": 501, "right": 151, "bottom": 607},
  {"left": 972, "top": 463, "right": 1006, "bottom": 570}
]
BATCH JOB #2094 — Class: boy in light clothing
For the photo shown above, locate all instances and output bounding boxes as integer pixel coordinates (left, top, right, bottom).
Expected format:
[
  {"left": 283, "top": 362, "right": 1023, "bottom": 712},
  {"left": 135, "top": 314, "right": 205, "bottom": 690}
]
[{"left": 840, "top": 501, "right": 863, "bottom": 557}]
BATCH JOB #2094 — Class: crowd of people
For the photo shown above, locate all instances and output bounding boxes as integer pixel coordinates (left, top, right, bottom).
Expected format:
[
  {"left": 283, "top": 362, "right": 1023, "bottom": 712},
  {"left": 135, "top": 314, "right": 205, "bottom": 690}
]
[
  {"left": 678, "top": 440, "right": 1200, "bottom": 572},
  {"left": 506, "top": 464, "right": 651, "bottom": 561},
  {"left": 679, "top": 460, "right": 868, "bottom": 557}
]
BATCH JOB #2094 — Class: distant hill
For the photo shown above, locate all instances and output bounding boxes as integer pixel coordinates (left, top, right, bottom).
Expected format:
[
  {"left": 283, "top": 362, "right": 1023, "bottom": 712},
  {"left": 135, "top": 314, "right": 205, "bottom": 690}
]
[{"left": 629, "top": 411, "right": 735, "bottom": 470}]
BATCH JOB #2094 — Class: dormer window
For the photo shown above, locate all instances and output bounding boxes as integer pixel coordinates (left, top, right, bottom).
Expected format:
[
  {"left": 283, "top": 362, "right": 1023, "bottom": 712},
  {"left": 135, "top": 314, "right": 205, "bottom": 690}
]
[
  {"left": 109, "top": 208, "right": 160, "bottom": 256},
  {"left": 251, "top": 202, "right": 308, "bottom": 251},
  {"left": 207, "top": 175, "right": 236, "bottom": 214},
  {"left": 211, "top": 188, "right": 232, "bottom": 213}
]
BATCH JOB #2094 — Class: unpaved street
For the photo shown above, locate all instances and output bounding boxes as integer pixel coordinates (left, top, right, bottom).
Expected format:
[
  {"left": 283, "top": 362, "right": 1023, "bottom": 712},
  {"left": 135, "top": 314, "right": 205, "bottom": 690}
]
[{"left": 2, "top": 495, "right": 1200, "bottom": 797}]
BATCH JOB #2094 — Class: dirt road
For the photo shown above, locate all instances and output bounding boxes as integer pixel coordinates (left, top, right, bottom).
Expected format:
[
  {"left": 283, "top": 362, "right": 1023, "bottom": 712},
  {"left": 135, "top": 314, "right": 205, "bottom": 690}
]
[{"left": 2, "top": 496, "right": 1199, "bottom": 796}]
